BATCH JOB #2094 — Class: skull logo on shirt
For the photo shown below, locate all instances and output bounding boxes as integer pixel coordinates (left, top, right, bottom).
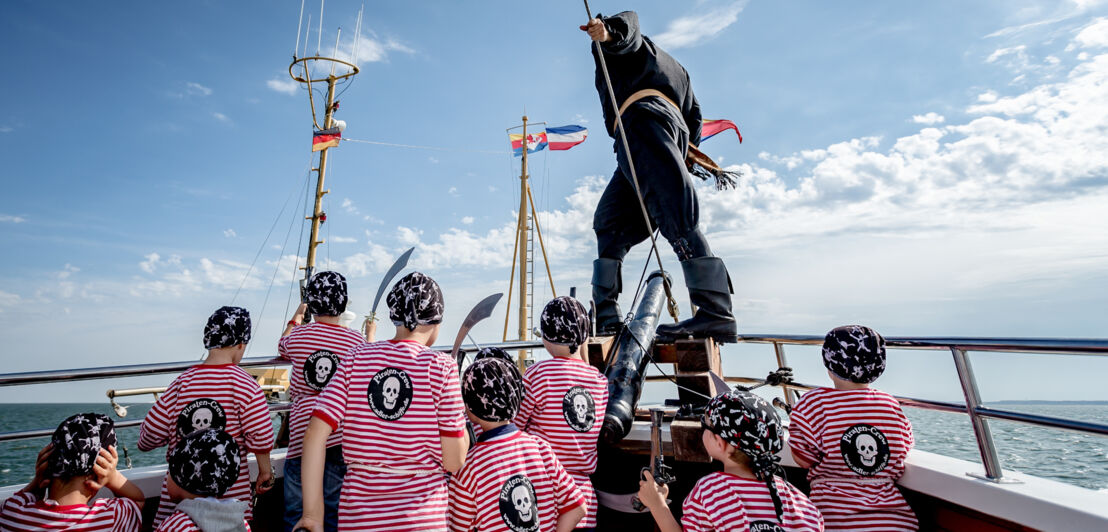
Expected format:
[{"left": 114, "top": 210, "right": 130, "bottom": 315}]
[
  {"left": 561, "top": 386, "right": 595, "bottom": 433},
  {"left": 498, "top": 474, "right": 539, "bottom": 532},
  {"left": 367, "top": 367, "right": 413, "bottom": 420},
  {"left": 177, "top": 398, "right": 227, "bottom": 437},
  {"left": 840, "top": 424, "right": 891, "bottom": 476},
  {"left": 304, "top": 349, "right": 340, "bottom": 391}
]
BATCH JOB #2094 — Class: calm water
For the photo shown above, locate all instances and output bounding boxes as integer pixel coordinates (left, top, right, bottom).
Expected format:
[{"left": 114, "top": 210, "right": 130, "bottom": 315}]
[{"left": 0, "top": 402, "right": 1105, "bottom": 491}]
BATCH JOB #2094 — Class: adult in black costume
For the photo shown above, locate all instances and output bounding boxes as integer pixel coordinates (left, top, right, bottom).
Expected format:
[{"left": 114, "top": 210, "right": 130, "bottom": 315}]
[{"left": 583, "top": 11, "right": 737, "bottom": 342}]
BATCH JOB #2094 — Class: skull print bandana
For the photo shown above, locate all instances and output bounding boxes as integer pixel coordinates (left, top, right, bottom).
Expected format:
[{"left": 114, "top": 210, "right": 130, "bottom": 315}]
[
  {"left": 305, "top": 271, "right": 348, "bottom": 317},
  {"left": 539, "top": 296, "right": 591, "bottom": 354},
  {"left": 822, "top": 325, "right": 886, "bottom": 384},
  {"left": 475, "top": 346, "right": 514, "bottom": 364},
  {"left": 203, "top": 306, "right": 252, "bottom": 349},
  {"left": 48, "top": 413, "right": 117, "bottom": 479},
  {"left": 168, "top": 429, "right": 241, "bottom": 498},
  {"left": 703, "top": 390, "right": 786, "bottom": 523},
  {"left": 386, "top": 272, "right": 444, "bottom": 331},
  {"left": 462, "top": 358, "right": 524, "bottom": 422}
]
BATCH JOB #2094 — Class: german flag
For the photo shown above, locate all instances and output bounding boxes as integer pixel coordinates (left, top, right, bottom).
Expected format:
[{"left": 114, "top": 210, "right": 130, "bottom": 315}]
[{"left": 312, "top": 127, "right": 341, "bottom": 152}]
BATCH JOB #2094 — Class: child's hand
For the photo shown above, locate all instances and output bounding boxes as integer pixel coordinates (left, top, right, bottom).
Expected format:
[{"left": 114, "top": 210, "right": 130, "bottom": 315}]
[
  {"left": 87, "top": 446, "right": 123, "bottom": 492},
  {"left": 637, "top": 470, "right": 670, "bottom": 511},
  {"left": 256, "top": 467, "right": 275, "bottom": 495},
  {"left": 292, "top": 516, "right": 323, "bottom": 532},
  {"left": 362, "top": 318, "right": 377, "bottom": 341},
  {"left": 20, "top": 443, "right": 53, "bottom": 496},
  {"left": 291, "top": 303, "right": 308, "bottom": 325}
]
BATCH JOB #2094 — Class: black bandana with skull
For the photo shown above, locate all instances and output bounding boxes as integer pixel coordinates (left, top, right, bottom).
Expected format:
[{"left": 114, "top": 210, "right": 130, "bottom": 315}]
[
  {"left": 703, "top": 390, "right": 786, "bottom": 523},
  {"left": 386, "top": 272, "right": 444, "bottom": 331},
  {"left": 203, "top": 306, "right": 252, "bottom": 349},
  {"left": 168, "top": 429, "right": 241, "bottom": 498},
  {"left": 475, "top": 346, "right": 513, "bottom": 364},
  {"left": 306, "top": 271, "right": 348, "bottom": 317},
  {"left": 822, "top": 325, "right": 886, "bottom": 384},
  {"left": 462, "top": 358, "right": 524, "bottom": 422},
  {"left": 539, "top": 296, "right": 590, "bottom": 354},
  {"left": 49, "top": 413, "right": 116, "bottom": 479}
]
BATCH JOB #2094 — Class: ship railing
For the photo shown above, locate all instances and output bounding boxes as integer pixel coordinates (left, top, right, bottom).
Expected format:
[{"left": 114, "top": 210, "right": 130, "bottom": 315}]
[{"left": 3, "top": 337, "right": 1107, "bottom": 484}]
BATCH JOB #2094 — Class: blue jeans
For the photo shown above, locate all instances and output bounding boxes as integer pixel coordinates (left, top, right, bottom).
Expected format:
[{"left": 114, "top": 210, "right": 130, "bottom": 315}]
[{"left": 284, "top": 445, "right": 347, "bottom": 532}]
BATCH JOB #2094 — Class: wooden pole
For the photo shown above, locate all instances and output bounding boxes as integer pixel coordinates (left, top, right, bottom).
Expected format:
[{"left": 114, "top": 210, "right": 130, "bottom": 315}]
[{"left": 518, "top": 116, "right": 531, "bottom": 367}]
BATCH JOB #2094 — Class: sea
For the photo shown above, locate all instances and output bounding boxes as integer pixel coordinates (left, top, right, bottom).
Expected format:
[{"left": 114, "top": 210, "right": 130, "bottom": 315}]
[{"left": 0, "top": 402, "right": 1105, "bottom": 492}]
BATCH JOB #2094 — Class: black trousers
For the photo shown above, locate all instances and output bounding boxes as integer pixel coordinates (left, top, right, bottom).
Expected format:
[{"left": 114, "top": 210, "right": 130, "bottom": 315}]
[{"left": 593, "top": 97, "right": 710, "bottom": 262}]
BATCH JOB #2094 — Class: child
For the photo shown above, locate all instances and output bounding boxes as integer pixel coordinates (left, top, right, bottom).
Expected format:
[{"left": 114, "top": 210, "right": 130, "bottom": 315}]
[
  {"left": 474, "top": 346, "right": 514, "bottom": 364},
  {"left": 294, "top": 272, "right": 468, "bottom": 532},
  {"left": 279, "top": 271, "right": 369, "bottom": 531},
  {"left": 0, "top": 413, "right": 144, "bottom": 532},
  {"left": 157, "top": 429, "right": 251, "bottom": 532},
  {"left": 449, "top": 357, "right": 586, "bottom": 532},
  {"left": 637, "top": 390, "right": 824, "bottom": 531},
  {"left": 138, "top": 306, "right": 276, "bottom": 527},
  {"left": 514, "top": 296, "right": 608, "bottom": 529},
  {"left": 788, "top": 325, "right": 918, "bottom": 531}
]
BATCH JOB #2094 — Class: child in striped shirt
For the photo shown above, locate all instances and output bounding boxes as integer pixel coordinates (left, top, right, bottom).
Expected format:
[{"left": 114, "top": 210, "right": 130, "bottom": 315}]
[
  {"left": 279, "top": 271, "right": 369, "bottom": 532},
  {"left": 637, "top": 390, "right": 824, "bottom": 532},
  {"left": 295, "top": 272, "right": 468, "bottom": 532},
  {"left": 157, "top": 429, "right": 252, "bottom": 532},
  {"left": 788, "top": 325, "right": 918, "bottom": 531},
  {"left": 449, "top": 357, "right": 586, "bottom": 532},
  {"left": 138, "top": 306, "right": 276, "bottom": 527},
  {"left": 515, "top": 296, "right": 609, "bottom": 530},
  {"left": 0, "top": 413, "right": 144, "bottom": 532}
]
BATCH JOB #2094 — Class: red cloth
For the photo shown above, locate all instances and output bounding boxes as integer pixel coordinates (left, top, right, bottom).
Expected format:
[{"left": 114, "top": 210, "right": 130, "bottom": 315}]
[
  {"left": 681, "top": 472, "right": 823, "bottom": 531},
  {"left": 0, "top": 492, "right": 140, "bottom": 532}
]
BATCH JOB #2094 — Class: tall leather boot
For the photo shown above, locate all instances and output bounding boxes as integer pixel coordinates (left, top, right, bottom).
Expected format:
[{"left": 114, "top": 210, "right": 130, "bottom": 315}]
[
  {"left": 656, "top": 256, "right": 738, "bottom": 343},
  {"left": 591, "top": 258, "right": 624, "bottom": 336}
]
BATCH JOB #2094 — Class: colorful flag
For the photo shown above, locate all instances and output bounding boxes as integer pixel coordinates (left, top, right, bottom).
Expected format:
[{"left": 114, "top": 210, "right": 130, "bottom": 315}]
[
  {"left": 701, "top": 119, "right": 742, "bottom": 143},
  {"left": 312, "top": 127, "right": 341, "bottom": 152},
  {"left": 546, "top": 125, "right": 588, "bottom": 151},
  {"left": 509, "top": 131, "right": 548, "bottom": 156}
]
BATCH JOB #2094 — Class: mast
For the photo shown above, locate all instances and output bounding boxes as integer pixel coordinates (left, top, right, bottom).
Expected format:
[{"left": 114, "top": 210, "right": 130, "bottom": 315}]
[
  {"left": 517, "top": 116, "right": 531, "bottom": 365},
  {"left": 304, "top": 77, "right": 337, "bottom": 283}
]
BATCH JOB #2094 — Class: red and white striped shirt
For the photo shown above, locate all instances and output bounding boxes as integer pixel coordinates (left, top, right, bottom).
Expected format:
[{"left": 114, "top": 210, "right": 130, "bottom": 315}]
[
  {"left": 278, "top": 321, "right": 365, "bottom": 459},
  {"left": 514, "top": 356, "right": 608, "bottom": 528},
  {"left": 448, "top": 425, "right": 585, "bottom": 532},
  {"left": 137, "top": 364, "right": 275, "bottom": 526},
  {"left": 680, "top": 472, "right": 824, "bottom": 532},
  {"left": 155, "top": 509, "right": 252, "bottom": 532},
  {"left": 0, "top": 492, "right": 140, "bottom": 532},
  {"left": 313, "top": 339, "right": 466, "bottom": 531},
  {"left": 789, "top": 387, "right": 917, "bottom": 531}
]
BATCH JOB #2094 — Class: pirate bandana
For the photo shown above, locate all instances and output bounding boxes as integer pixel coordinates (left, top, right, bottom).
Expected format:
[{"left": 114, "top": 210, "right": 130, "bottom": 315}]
[
  {"left": 386, "top": 272, "right": 444, "bottom": 331},
  {"left": 203, "top": 306, "right": 252, "bottom": 349},
  {"left": 48, "top": 413, "right": 116, "bottom": 479},
  {"left": 306, "top": 271, "right": 348, "bottom": 316},
  {"left": 539, "top": 296, "right": 591, "bottom": 354},
  {"left": 462, "top": 358, "right": 524, "bottom": 422},
  {"left": 169, "top": 429, "right": 241, "bottom": 498},
  {"left": 703, "top": 390, "right": 786, "bottom": 522},
  {"left": 822, "top": 325, "right": 886, "bottom": 384},
  {"left": 475, "top": 346, "right": 514, "bottom": 364}
]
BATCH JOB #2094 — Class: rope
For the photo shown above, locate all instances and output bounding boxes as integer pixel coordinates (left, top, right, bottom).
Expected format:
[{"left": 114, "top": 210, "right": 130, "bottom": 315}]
[
  {"left": 341, "top": 137, "right": 506, "bottom": 155},
  {"left": 582, "top": 1, "right": 680, "bottom": 323}
]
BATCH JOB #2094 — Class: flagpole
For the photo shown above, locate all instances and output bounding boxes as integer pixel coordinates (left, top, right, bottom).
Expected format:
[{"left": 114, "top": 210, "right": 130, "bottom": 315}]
[{"left": 517, "top": 116, "right": 531, "bottom": 367}]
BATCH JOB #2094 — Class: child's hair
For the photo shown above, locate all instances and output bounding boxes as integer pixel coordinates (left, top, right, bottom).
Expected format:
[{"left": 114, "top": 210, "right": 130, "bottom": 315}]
[
  {"left": 305, "top": 271, "right": 348, "bottom": 316},
  {"left": 821, "top": 325, "right": 886, "bottom": 383},
  {"left": 168, "top": 429, "right": 241, "bottom": 498},
  {"left": 462, "top": 358, "right": 524, "bottom": 422},
  {"left": 386, "top": 272, "right": 444, "bottom": 331},
  {"left": 49, "top": 413, "right": 117, "bottom": 479}
]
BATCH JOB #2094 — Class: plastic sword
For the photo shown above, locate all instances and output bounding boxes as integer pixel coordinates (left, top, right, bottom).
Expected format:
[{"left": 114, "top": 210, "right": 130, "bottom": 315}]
[
  {"left": 451, "top": 293, "right": 503, "bottom": 369},
  {"left": 364, "top": 247, "right": 415, "bottom": 332}
]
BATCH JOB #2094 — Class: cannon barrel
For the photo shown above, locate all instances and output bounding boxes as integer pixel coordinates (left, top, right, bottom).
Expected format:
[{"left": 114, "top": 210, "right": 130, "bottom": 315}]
[{"left": 600, "top": 270, "right": 670, "bottom": 445}]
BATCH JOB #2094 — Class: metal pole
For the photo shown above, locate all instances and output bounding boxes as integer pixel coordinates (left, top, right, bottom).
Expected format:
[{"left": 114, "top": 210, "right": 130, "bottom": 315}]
[
  {"left": 950, "top": 347, "right": 1010, "bottom": 482},
  {"left": 518, "top": 116, "right": 530, "bottom": 367},
  {"left": 772, "top": 342, "right": 800, "bottom": 406}
]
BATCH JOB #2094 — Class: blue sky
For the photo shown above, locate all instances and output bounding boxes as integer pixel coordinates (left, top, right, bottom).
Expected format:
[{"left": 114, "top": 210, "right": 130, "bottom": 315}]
[{"left": 1, "top": 0, "right": 1106, "bottom": 404}]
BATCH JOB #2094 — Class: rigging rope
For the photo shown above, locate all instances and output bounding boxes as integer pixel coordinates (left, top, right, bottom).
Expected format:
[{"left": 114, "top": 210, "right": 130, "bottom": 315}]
[{"left": 341, "top": 137, "right": 506, "bottom": 155}]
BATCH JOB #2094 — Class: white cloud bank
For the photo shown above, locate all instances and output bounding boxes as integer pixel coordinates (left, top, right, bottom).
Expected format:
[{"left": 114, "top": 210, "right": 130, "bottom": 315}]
[{"left": 654, "top": 1, "right": 749, "bottom": 50}]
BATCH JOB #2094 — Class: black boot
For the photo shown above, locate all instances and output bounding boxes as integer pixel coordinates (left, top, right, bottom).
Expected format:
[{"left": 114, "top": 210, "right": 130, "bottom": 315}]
[
  {"left": 592, "top": 258, "right": 624, "bottom": 336},
  {"left": 656, "top": 256, "right": 738, "bottom": 343}
]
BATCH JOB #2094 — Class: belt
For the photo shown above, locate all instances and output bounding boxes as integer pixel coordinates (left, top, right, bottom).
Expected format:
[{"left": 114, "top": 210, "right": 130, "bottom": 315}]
[
  {"left": 348, "top": 463, "right": 442, "bottom": 476},
  {"left": 810, "top": 477, "right": 895, "bottom": 487},
  {"left": 610, "top": 89, "right": 724, "bottom": 176}
]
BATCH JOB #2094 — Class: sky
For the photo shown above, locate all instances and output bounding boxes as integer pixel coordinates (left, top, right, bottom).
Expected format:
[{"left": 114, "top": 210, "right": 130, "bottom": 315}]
[{"left": 0, "top": 0, "right": 1106, "bottom": 404}]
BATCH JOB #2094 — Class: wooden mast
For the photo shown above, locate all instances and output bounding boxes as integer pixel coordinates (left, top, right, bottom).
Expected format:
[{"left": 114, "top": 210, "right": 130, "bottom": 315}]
[
  {"left": 517, "top": 116, "right": 531, "bottom": 366},
  {"left": 303, "top": 76, "right": 337, "bottom": 284}
]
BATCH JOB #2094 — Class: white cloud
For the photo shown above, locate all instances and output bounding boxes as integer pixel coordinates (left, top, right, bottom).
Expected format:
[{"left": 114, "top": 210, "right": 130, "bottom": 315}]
[
  {"left": 223, "top": 229, "right": 237, "bottom": 238},
  {"left": 987, "top": 45, "right": 1028, "bottom": 64},
  {"left": 1074, "top": 17, "right": 1108, "bottom": 48},
  {"left": 330, "top": 236, "right": 357, "bottom": 243},
  {"left": 213, "top": 112, "right": 231, "bottom": 124},
  {"left": 0, "top": 214, "right": 25, "bottom": 223},
  {"left": 0, "top": 126, "right": 12, "bottom": 133},
  {"left": 186, "top": 82, "right": 212, "bottom": 96},
  {"left": 266, "top": 77, "right": 298, "bottom": 95},
  {"left": 448, "top": 186, "right": 459, "bottom": 197},
  {"left": 911, "top": 112, "right": 946, "bottom": 125},
  {"left": 0, "top": 290, "right": 20, "bottom": 312},
  {"left": 140, "top": 252, "right": 160, "bottom": 274},
  {"left": 461, "top": 216, "right": 474, "bottom": 225},
  {"left": 654, "top": 1, "right": 748, "bottom": 50}
]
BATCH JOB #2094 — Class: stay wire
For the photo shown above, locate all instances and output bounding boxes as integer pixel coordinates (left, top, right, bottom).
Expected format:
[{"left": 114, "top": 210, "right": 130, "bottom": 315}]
[{"left": 582, "top": 0, "right": 679, "bottom": 323}]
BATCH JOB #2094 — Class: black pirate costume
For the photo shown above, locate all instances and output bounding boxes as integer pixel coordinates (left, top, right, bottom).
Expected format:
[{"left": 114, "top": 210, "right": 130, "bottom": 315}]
[
  {"left": 305, "top": 270, "right": 349, "bottom": 317},
  {"left": 48, "top": 413, "right": 117, "bottom": 479},
  {"left": 166, "top": 429, "right": 250, "bottom": 532},
  {"left": 462, "top": 358, "right": 525, "bottom": 423},
  {"left": 539, "top": 296, "right": 591, "bottom": 354},
  {"left": 474, "top": 346, "right": 514, "bottom": 364},
  {"left": 822, "top": 325, "right": 887, "bottom": 384},
  {"left": 386, "top": 272, "right": 445, "bottom": 331},
  {"left": 203, "top": 306, "right": 252, "bottom": 349},
  {"left": 587, "top": 11, "right": 736, "bottom": 342}
]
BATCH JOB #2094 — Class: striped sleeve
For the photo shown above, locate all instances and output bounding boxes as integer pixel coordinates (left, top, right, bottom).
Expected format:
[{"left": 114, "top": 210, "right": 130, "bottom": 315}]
[
  {"left": 277, "top": 334, "right": 291, "bottom": 361},
  {"left": 138, "top": 378, "right": 177, "bottom": 451},
  {"left": 544, "top": 441, "right": 585, "bottom": 514},
  {"left": 447, "top": 474, "right": 478, "bottom": 532},
  {"left": 109, "top": 499, "right": 142, "bottom": 532},
  {"left": 788, "top": 396, "right": 821, "bottom": 466},
  {"left": 312, "top": 352, "right": 351, "bottom": 430},
  {"left": 680, "top": 486, "right": 724, "bottom": 532},
  {"left": 901, "top": 408, "right": 915, "bottom": 450},
  {"left": 155, "top": 511, "right": 198, "bottom": 532},
  {"left": 513, "top": 368, "right": 543, "bottom": 430},
  {"left": 239, "top": 376, "right": 275, "bottom": 452},
  {"left": 436, "top": 356, "right": 466, "bottom": 438}
]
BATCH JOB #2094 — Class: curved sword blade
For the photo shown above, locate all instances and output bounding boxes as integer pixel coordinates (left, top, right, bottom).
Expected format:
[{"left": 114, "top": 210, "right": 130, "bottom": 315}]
[
  {"left": 451, "top": 293, "right": 503, "bottom": 366},
  {"left": 369, "top": 247, "right": 415, "bottom": 319}
]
